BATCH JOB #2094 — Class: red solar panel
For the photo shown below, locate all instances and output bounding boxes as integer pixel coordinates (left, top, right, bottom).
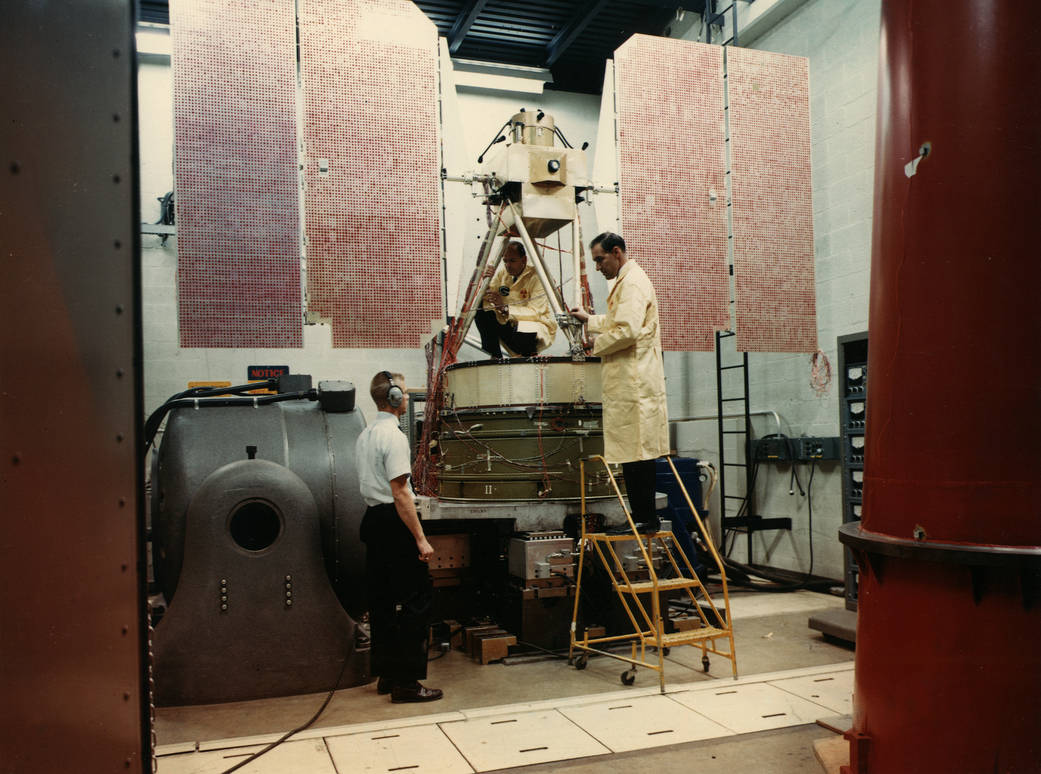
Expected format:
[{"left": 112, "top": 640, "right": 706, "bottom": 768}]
[
  {"left": 171, "top": 0, "right": 302, "bottom": 348},
  {"left": 299, "top": 0, "right": 443, "bottom": 348},
  {"left": 728, "top": 47, "right": 818, "bottom": 353},
  {"left": 614, "top": 35, "right": 730, "bottom": 352}
]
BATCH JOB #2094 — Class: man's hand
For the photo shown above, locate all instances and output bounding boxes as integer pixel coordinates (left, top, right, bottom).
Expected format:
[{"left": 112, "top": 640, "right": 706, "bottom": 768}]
[
  {"left": 391, "top": 474, "right": 433, "bottom": 562},
  {"left": 570, "top": 307, "right": 590, "bottom": 323},
  {"left": 485, "top": 291, "right": 506, "bottom": 309}
]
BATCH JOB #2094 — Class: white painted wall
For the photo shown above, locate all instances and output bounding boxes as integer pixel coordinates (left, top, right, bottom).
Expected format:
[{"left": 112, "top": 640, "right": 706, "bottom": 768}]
[{"left": 670, "top": 0, "right": 881, "bottom": 579}]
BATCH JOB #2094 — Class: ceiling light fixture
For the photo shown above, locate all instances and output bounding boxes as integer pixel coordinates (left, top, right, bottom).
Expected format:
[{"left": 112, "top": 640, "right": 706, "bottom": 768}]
[
  {"left": 136, "top": 25, "right": 171, "bottom": 57},
  {"left": 451, "top": 58, "right": 552, "bottom": 95}
]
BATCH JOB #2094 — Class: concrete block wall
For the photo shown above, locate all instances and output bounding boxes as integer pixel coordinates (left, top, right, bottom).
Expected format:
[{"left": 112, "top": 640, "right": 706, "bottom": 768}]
[{"left": 668, "top": 0, "right": 881, "bottom": 580}]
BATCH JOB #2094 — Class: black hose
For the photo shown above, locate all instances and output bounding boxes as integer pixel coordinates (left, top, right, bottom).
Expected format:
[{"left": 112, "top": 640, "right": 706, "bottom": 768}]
[
  {"left": 219, "top": 648, "right": 351, "bottom": 774},
  {"left": 476, "top": 119, "right": 512, "bottom": 163},
  {"left": 142, "top": 381, "right": 315, "bottom": 456},
  {"left": 169, "top": 378, "right": 278, "bottom": 403}
]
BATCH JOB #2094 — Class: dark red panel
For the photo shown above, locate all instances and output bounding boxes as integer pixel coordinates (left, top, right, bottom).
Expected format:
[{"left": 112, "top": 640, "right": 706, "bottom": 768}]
[
  {"left": 850, "top": 2, "right": 1041, "bottom": 772},
  {"left": 614, "top": 35, "right": 730, "bottom": 352},
  {"left": 299, "top": 0, "right": 443, "bottom": 348},
  {"left": 728, "top": 47, "right": 817, "bottom": 353},
  {"left": 2, "top": 1, "right": 147, "bottom": 769},
  {"left": 863, "top": 2, "right": 1041, "bottom": 551},
  {"left": 171, "top": 0, "right": 302, "bottom": 348}
]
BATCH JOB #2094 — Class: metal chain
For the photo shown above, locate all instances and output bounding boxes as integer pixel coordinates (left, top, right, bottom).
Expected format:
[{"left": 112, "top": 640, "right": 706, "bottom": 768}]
[{"left": 148, "top": 597, "right": 158, "bottom": 774}]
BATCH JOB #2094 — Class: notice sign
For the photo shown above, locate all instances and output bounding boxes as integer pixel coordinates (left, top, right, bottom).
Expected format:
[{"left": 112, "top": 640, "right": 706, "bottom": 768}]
[
  {"left": 248, "top": 365, "right": 289, "bottom": 394},
  {"left": 248, "top": 365, "right": 290, "bottom": 381}
]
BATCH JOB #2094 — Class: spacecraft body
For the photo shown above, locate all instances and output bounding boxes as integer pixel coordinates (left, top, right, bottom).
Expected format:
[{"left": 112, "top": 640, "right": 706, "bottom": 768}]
[
  {"left": 479, "top": 111, "right": 591, "bottom": 239},
  {"left": 427, "top": 111, "right": 619, "bottom": 503},
  {"left": 437, "top": 357, "right": 619, "bottom": 501}
]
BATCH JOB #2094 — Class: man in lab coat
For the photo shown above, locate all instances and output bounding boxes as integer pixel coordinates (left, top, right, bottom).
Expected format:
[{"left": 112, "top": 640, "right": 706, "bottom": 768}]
[
  {"left": 475, "top": 240, "right": 557, "bottom": 358},
  {"left": 570, "top": 232, "right": 669, "bottom": 531}
]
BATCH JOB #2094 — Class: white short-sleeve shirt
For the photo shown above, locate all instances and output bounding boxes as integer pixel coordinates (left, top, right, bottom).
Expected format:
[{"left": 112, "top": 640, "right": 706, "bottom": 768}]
[{"left": 355, "top": 411, "right": 412, "bottom": 506}]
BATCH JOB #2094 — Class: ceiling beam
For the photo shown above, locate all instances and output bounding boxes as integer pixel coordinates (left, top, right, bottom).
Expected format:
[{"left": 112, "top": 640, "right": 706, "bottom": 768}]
[
  {"left": 138, "top": 0, "right": 171, "bottom": 25},
  {"left": 544, "top": 0, "right": 610, "bottom": 67},
  {"left": 448, "top": 0, "right": 491, "bottom": 54}
]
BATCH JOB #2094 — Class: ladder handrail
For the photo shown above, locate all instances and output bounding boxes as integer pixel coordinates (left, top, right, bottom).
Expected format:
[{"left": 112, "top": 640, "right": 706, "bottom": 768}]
[
  {"left": 663, "top": 456, "right": 732, "bottom": 627},
  {"left": 571, "top": 454, "right": 739, "bottom": 690},
  {"left": 581, "top": 454, "right": 660, "bottom": 589}
]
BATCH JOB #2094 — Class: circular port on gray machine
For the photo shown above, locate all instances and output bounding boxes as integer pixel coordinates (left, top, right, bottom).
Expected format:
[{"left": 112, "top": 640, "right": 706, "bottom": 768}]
[{"left": 229, "top": 500, "right": 282, "bottom": 552}]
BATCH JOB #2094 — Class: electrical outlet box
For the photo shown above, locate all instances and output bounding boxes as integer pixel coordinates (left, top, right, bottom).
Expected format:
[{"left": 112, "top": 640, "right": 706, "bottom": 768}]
[
  {"left": 794, "top": 436, "right": 841, "bottom": 461},
  {"left": 753, "top": 436, "right": 791, "bottom": 461}
]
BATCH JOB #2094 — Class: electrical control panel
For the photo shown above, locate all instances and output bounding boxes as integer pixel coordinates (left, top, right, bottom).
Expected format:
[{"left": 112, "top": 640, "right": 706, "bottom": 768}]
[
  {"left": 838, "top": 331, "right": 868, "bottom": 612},
  {"left": 793, "top": 436, "right": 841, "bottom": 461},
  {"left": 752, "top": 436, "right": 791, "bottom": 461},
  {"left": 753, "top": 435, "right": 840, "bottom": 462}
]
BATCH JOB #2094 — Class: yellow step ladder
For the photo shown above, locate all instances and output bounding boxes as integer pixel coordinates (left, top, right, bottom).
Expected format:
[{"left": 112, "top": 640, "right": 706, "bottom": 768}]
[{"left": 569, "top": 455, "right": 738, "bottom": 692}]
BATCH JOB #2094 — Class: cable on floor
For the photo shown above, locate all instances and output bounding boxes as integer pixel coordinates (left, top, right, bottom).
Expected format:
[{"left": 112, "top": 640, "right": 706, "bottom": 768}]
[{"left": 218, "top": 650, "right": 351, "bottom": 774}]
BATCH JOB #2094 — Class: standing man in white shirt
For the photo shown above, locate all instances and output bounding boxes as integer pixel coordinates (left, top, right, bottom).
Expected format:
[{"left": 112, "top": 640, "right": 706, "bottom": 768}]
[{"left": 356, "top": 371, "right": 443, "bottom": 703}]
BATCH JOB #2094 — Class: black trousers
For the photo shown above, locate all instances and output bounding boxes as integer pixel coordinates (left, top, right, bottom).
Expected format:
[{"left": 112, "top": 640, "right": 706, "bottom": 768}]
[
  {"left": 474, "top": 309, "right": 538, "bottom": 358},
  {"left": 622, "top": 459, "right": 658, "bottom": 521},
  {"left": 360, "top": 504, "right": 432, "bottom": 684}
]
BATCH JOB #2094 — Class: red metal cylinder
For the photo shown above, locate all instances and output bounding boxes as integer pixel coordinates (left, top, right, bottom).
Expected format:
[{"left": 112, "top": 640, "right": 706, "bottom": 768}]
[{"left": 844, "top": 1, "right": 1041, "bottom": 772}]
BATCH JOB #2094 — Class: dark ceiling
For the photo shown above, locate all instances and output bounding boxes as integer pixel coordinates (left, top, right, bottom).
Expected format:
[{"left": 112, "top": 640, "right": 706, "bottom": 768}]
[
  {"left": 139, "top": 0, "right": 716, "bottom": 94},
  {"left": 412, "top": 0, "right": 709, "bottom": 94}
]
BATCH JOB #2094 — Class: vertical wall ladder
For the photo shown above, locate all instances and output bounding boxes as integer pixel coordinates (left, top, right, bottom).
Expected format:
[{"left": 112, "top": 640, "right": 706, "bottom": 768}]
[
  {"left": 715, "top": 331, "right": 752, "bottom": 562},
  {"left": 714, "top": 332, "right": 792, "bottom": 564}
]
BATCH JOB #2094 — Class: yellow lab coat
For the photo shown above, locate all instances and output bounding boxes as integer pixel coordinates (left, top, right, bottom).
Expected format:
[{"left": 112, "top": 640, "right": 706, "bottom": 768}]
[
  {"left": 585, "top": 260, "right": 669, "bottom": 464},
  {"left": 482, "top": 262, "right": 557, "bottom": 355}
]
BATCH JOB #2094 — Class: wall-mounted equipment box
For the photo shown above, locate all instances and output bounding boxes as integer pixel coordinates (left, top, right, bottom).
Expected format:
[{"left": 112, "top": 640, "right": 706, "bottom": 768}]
[
  {"left": 752, "top": 436, "right": 791, "bottom": 461},
  {"left": 793, "top": 436, "right": 841, "bottom": 461},
  {"left": 838, "top": 331, "right": 868, "bottom": 612}
]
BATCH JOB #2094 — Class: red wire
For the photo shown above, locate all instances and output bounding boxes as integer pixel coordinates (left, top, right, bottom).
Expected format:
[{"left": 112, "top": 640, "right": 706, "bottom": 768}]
[
  {"left": 536, "top": 365, "right": 552, "bottom": 497},
  {"left": 810, "top": 349, "right": 832, "bottom": 396}
]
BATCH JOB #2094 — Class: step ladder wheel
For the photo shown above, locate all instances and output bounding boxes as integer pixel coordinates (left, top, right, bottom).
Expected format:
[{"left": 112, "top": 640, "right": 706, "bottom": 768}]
[
  {"left": 620, "top": 669, "right": 636, "bottom": 686},
  {"left": 702, "top": 655, "right": 711, "bottom": 673},
  {"left": 574, "top": 653, "right": 588, "bottom": 670}
]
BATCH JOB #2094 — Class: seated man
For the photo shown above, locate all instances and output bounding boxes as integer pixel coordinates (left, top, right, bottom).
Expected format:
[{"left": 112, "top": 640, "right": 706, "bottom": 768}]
[{"left": 474, "top": 241, "right": 557, "bottom": 358}]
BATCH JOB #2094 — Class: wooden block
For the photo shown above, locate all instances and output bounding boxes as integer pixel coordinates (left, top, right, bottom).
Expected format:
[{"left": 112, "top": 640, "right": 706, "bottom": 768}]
[
  {"left": 463, "top": 624, "right": 501, "bottom": 654},
  {"left": 442, "top": 619, "right": 464, "bottom": 650},
  {"left": 477, "top": 634, "right": 517, "bottom": 665},
  {"left": 672, "top": 615, "right": 702, "bottom": 631},
  {"left": 812, "top": 736, "right": 849, "bottom": 774},
  {"left": 428, "top": 533, "right": 470, "bottom": 569},
  {"left": 467, "top": 627, "right": 507, "bottom": 658},
  {"left": 585, "top": 625, "right": 606, "bottom": 639}
]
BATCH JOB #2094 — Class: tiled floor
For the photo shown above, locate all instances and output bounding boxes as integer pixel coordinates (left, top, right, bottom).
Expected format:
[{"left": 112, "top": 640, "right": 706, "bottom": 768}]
[
  {"left": 156, "top": 663, "right": 854, "bottom": 773},
  {"left": 154, "top": 589, "right": 855, "bottom": 772}
]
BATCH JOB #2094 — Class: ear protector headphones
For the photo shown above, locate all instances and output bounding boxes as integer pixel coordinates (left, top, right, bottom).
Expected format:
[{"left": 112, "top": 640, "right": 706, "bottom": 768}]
[{"left": 383, "top": 371, "right": 403, "bottom": 408}]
